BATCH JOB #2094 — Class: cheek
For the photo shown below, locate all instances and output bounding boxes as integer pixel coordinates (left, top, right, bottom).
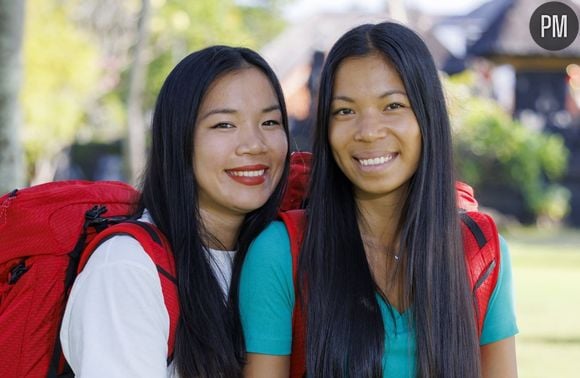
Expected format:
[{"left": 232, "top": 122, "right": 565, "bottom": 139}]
[
  {"left": 328, "top": 123, "right": 343, "bottom": 154},
  {"left": 269, "top": 131, "right": 289, "bottom": 162},
  {"left": 328, "top": 124, "right": 351, "bottom": 167},
  {"left": 192, "top": 135, "right": 226, "bottom": 174},
  {"left": 193, "top": 142, "right": 209, "bottom": 160},
  {"left": 408, "top": 124, "right": 422, "bottom": 163},
  {"left": 269, "top": 139, "right": 288, "bottom": 187}
]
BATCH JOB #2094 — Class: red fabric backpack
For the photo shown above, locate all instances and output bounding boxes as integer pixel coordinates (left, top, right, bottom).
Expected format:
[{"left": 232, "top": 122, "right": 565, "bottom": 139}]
[
  {"left": 277, "top": 154, "right": 501, "bottom": 378},
  {"left": 0, "top": 180, "right": 179, "bottom": 377}
]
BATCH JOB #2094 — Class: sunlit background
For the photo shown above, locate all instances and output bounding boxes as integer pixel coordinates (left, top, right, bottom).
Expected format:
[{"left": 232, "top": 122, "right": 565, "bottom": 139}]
[{"left": 0, "top": 0, "right": 579, "bottom": 376}]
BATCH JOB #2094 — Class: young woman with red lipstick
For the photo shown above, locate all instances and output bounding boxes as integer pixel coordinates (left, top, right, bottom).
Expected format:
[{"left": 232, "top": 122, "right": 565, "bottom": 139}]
[
  {"left": 60, "top": 46, "right": 290, "bottom": 377},
  {"left": 239, "top": 23, "right": 518, "bottom": 377}
]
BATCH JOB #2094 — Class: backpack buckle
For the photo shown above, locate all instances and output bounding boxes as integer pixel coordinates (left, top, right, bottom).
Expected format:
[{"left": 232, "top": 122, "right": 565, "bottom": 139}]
[
  {"left": 85, "top": 205, "right": 107, "bottom": 220},
  {"left": 84, "top": 205, "right": 109, "bottom": 231}
]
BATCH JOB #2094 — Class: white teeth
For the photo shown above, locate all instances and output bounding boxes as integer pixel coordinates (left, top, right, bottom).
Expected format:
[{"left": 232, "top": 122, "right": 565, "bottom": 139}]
[
  {"left": 229, "top": 169, "right": 265, "bottom": 177},
  {"left": 358, "top": 155, "right": 394, "bottom": 166}
]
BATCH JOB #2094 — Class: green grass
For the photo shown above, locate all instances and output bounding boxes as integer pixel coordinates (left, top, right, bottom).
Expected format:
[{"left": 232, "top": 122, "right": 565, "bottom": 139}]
[{"left": 503, "top": 227, "right": 580, "bottom": 378}]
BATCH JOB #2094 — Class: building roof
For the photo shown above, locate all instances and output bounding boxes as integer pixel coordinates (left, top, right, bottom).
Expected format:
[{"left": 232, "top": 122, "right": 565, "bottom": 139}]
[
  {"left": 261, "top": 12, "right": 390, "bottom": 80},
  {"left": 467, "top": 0, "right": 580, "bottom": 58},
  {"left": 261, "top": 11, "right": 454, "bottom": 80}
]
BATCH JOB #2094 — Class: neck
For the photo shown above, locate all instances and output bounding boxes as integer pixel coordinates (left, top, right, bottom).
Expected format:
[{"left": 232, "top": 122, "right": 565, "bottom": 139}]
[
  {"left": 355, "top": 190, "right": 406, "bottom": 248},
  {"left": 355, "top": 192, "right": 408, "bottom": 311},
  {"left": 198, "top": 207, "right": 244, "bottom": 251}
]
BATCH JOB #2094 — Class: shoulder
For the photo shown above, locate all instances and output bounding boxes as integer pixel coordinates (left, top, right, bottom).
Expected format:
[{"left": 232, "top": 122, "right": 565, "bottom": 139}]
[
  {"left": 242, "top": 220, "right": 293, "bottom": 288},
  {"left": 65, "top": 229, "right": 168, "bottom": 326},
  {"left": 68, "top": 235, "right": 164, "bottom": 312},
  {"left": 494, "top": 235, "right": 513, "bottom": 295},
  {"left": 83, "top": 210, "right": 158, "bottom": 274},
  {"left": 498, "top": 235, "right": 509, "bottom": 259},
  {"left": 61, "top": 231, "right": 170, "bottom": 376},
  {"left": 239, "top": 221, "right": 295, "bottom": 355},
  {"left": 248, "top": 221, "right": 291, "bottom": 256},
  {"left": 259, "top": 220, "right": 291, "bottom": 240},
  {"left": 243, "top": 221, "right": 292, "bottom": 277},
  {"left": 479, "top": 234, "right": 518, "bottom": 344},
  {"left": 460, "top": 211, "right": 499, "bottom": 250},
  {"left": 82, "top": 234, "right": 159, "bottom": 278},
  {"left": 461, "top": 211, "right": 500, "bottom": 278}
]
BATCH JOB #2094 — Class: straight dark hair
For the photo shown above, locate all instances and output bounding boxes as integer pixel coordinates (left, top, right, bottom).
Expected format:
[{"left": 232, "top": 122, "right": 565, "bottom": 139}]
[
  {"left": 138, "top": 46, "right": 289, "bottom": 377},
  {"left": 299, "top": 22, "right": 480, "bottom": 377}
]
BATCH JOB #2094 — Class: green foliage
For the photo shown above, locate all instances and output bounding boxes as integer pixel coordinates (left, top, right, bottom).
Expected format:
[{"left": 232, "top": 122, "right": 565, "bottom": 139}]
[
  {"left": 20, "top": 0, "right": 288, "bottom": 181},
  {"left": 22, "top": 0, "right": 101, "bottom": 167},
  {"left": 143, "top": 0, "right": 287, "bottom": 107},
  {"left": 447, "top": 78, "right": 570, "bottom": 222},
  {"left": 238, "top": 5, "right": 287, "bottom": 48}
]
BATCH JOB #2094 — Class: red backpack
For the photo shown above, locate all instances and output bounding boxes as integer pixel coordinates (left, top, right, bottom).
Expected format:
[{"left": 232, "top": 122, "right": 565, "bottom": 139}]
[
  {"left": 0, "top": 153, "right": 313, "bottom": 377},
  {"left": 0, "top": 180, "right": 179, "bottom": 377},
  {"left": 277, "top": 154, "right": 501, "bottom": 378}
]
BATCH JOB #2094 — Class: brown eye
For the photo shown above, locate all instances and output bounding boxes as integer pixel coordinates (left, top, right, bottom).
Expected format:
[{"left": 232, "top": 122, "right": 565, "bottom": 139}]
[
  {"left": 333, "top": 108, "right": 354, "bottom": 116},
  {"left": 262, "top": 120, "right": 281, "bottom": 127},
  {"left": 212, "top": 122, "right": 235, "bottom": 129},
  {"left": 385, "top": 103, "right": 404, "bottom": 111}
]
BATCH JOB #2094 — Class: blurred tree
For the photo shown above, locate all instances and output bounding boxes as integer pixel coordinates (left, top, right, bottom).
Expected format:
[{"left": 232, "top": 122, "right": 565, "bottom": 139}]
[
  {"left": 20, "top": 0, "right": 288, "bottom": 184},
  {"left": 66, "top": 0, "right": 146, "bottom": 183},
  {"left": 143, "top": 0, "right": 286, "bottom": 108},
  {"left": 22, "top": 0, "right": 101, "bottom": 183},
  {"left": 447, "top": 73, "right": 570, "bottom": 224},
  {"left": 126, "top": 0, "right": 151, "bottom": 185},
  {"left": 236, "top": 2, "right": 288, "bottom": 49},
  {"left": 0, "top": 0, "right": 26, "bottom": 193}
]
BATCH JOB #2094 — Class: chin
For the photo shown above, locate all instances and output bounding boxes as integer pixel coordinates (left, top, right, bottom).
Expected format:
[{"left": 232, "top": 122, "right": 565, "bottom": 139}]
[{"left": 232, "top": 198, "right": 270, "bottom": 214}]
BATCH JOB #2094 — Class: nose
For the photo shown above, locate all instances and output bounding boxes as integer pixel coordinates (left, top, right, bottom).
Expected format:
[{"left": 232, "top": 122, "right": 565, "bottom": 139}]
[
  {"left": 354, "top": 111, "right": 387, "bottom": 143},
  {"left": 235, "top": 124, "right": 269, "bottom": 155}
]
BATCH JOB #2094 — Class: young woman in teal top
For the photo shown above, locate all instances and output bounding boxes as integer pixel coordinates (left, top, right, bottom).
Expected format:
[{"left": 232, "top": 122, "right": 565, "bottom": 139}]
[
  {"left": 238, "top": 22, "right": 518, "bottom": 377},
  {"left": 240, "top": 225, "right": 517, "bottom": 376}
]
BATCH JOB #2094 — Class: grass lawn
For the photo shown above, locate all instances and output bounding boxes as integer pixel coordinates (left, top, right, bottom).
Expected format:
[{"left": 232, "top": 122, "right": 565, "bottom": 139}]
[{"left": 503, "top": 227, "right": 580, "bottom": 378}]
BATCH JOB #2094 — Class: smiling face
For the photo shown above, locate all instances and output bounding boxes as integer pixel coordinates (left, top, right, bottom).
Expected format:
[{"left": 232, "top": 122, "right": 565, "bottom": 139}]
[
  {"left": 329, "top": 53, "right": 422, "bottom": 203},
  {"left": 193, "top": 67, "right": 288, "bottom": 219}
]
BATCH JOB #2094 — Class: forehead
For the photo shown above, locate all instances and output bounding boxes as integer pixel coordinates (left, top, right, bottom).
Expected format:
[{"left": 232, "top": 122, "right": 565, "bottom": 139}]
[
  {"left": 200, "top": 67, "right": 278, "bottom": 110},
  {"left": 332, "top": 53, "right": 405, "bottom": 94}
]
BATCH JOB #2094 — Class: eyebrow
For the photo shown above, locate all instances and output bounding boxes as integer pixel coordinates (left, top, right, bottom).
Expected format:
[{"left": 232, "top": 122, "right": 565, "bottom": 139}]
[
  {"left": 200, "top": 105, "right": 281, "bottom": 121},
  {"left": 332, "top": 90, "right": 407, "bottom": 102},
  {"left": 262, "top": 104, "right": 281, "bottom": 113},
  {"left": 200, "top": 108, "right": 236, "bottom": 121}
]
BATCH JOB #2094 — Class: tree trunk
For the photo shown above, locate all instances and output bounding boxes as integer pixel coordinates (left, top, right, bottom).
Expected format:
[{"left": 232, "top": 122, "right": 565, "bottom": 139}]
[
  {"left": 0, "top": 0, "right": 26, "bottom": 193},
  {"left": 125, "top": 0, "right": 150, "bottom": 185}
]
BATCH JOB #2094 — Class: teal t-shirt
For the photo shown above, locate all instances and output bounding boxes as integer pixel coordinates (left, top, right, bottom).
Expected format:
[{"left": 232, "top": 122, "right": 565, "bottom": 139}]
[{"left": 239, "top": 221, "right": 518, "bottom": 376}]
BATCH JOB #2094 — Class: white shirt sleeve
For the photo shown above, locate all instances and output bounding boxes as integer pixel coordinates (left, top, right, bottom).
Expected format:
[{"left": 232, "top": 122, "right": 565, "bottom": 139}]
[{"left": 60, "top": 235, "right": 171, "bottom": 378}]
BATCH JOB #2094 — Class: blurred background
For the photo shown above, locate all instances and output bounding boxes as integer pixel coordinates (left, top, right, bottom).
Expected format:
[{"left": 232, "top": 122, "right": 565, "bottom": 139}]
[{"left": 0, "top": 0, "right": 578, "bottom": 376}]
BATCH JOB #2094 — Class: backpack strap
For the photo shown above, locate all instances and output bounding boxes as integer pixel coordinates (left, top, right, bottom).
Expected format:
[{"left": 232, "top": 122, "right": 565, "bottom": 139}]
[
  {"left": 281, "top": 209, "right": 500, "bottom": 377},
  {"left": 456, "top": 181, "right": 479, "bottom": 212},
  {"left": 277, "top": 210, "right": 307, "bottom": 378},
  {"left": 459, "top": 211, "right": 501, "bottom": 337},
  {"left": 78, "top": 221, "right": 179, "bottom": 362}
]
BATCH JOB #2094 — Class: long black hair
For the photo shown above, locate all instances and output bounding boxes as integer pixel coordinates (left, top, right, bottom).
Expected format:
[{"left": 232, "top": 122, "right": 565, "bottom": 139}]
[
  {"left": 138, "top": 46, "right": 290, "bottom": 377},
  {"left": 299, "top": 22, "right": 480, "bottom": 377}
]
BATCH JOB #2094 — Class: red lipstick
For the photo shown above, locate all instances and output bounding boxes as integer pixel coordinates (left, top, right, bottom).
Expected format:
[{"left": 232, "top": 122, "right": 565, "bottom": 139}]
[{"left": 225, "top": 165, "right": 268, "bottom": 186}]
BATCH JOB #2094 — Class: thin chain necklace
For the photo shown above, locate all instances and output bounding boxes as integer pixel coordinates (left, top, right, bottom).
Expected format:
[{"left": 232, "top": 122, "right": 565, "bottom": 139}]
[{"left": 362, "top": 237, "right": 400, "bottom": 261}]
